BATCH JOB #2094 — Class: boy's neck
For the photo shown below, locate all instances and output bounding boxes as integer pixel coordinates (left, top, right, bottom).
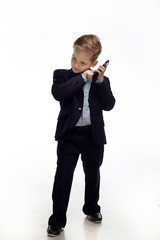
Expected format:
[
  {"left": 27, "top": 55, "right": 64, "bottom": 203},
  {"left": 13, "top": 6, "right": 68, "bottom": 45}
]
[{"left": 70, "top": 68, "right": 83, "bottom": 76}]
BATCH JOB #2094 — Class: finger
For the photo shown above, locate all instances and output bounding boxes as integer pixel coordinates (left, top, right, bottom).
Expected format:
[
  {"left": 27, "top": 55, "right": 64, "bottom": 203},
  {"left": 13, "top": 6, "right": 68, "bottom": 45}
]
[
  {"left": 95, "top": 70, "right": 103, "bottom": 76},
  {"left": 104, "top": 63, "right": 108, "bottom": 70},
  {"left": 95, "top": 69, "right": 101, "bottom": 73},
  {"left": 97, "top": 67, "right": 104, "bottom": 73},
  {"left": 99, "top": 65, "right": 106, "bottom": 72},
  {"left": 86, "top": 73, "right": 90, "bottom": 80}
]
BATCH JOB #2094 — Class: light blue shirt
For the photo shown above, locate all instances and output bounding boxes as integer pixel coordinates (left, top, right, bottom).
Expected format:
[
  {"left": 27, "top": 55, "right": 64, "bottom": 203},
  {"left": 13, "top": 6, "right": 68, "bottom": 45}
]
[{"left": 76, "top": 74, "right": 103, "bottom": 127}]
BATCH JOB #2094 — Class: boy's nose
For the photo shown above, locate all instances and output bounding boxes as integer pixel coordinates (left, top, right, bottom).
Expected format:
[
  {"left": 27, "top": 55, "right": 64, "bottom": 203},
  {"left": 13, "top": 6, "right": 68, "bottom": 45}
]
[{"left": 74, "top": 63, "right": 78, "bottom": 68}]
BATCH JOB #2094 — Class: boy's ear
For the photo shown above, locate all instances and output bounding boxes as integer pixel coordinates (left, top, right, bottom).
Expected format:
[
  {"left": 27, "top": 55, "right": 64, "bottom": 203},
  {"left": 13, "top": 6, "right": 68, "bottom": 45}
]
[{"left": 91, "top": 60, "right": 98, "bottom": 68}]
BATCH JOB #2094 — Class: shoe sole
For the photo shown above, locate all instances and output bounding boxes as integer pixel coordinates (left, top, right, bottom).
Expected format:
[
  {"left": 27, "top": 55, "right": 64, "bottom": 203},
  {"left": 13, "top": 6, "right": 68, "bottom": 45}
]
[
  {"left": 47, "top": 228, "right": 63, "bottom": 237},
  {"left": 48, "top": 233, "right": 60, "bottom": 237},
  {"left": 87, "top": 216, "right": 102, "bottom": 224}
]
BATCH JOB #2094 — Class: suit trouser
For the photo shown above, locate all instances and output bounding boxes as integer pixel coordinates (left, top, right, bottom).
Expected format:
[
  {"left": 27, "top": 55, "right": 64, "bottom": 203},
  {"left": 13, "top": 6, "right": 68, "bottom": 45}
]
[{"left": 48, "top": 126, "right": 104, "bottom": 228}]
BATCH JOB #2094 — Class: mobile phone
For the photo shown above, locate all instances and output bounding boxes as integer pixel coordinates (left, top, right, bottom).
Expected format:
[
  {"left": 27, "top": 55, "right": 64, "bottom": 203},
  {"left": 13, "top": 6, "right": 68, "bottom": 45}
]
[
  {"left": 103, "top": 60, "right": 109, "bottom": 66},
  {"left": 92, "top": 60, "right": 109, "bottom": 81}
]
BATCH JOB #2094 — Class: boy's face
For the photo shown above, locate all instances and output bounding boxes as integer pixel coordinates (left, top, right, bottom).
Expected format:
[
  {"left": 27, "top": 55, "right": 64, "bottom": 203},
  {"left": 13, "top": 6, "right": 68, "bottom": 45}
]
[{"left": 71, "top": 46, "right": 97, "bottom": 73}]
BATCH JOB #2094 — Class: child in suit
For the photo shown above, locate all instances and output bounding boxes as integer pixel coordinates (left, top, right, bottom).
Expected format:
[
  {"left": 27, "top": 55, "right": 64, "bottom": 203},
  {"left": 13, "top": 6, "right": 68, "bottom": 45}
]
[{"left": 47, "top": 34, "right": 115, "bottom": 237}]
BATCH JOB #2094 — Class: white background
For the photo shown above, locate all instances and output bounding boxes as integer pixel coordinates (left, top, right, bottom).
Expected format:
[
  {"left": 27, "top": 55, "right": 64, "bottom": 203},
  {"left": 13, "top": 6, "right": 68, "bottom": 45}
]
[{"left": 0, "top": 0, "right": 160, "bottom": 239}]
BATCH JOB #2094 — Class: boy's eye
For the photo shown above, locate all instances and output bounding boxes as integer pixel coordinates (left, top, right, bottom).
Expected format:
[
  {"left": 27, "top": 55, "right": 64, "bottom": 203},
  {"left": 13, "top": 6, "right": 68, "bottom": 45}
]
[{"left": 81, "top": 62, "right": 86, "bottom": 65}]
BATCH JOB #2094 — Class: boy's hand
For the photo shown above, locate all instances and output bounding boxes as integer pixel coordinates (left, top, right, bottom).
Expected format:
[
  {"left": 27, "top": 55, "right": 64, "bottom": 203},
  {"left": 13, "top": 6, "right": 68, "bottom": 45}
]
[
  {"left": 94, "top": 64, "right": 107, "bottom": 80},
  {"left": 83, "top": 69, "right": 94, "bottom": 81}
]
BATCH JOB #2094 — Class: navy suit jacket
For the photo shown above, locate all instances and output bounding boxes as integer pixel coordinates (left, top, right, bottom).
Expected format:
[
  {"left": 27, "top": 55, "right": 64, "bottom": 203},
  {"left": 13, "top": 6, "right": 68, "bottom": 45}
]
[{"left": 51, "top": 69, "right": 115, "bottom": 144}]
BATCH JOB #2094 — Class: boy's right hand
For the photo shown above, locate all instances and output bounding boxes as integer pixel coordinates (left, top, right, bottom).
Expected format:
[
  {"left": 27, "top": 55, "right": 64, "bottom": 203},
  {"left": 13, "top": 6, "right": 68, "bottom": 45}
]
[{"left": 83, "top": 70, "right": 94, "bottom": 81}]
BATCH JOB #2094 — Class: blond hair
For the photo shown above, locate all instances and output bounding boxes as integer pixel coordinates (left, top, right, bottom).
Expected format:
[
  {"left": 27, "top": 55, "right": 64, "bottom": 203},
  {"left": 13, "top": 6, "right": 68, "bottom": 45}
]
[{"left": 73, "top": 34, "right": 102, "bottom": 62}]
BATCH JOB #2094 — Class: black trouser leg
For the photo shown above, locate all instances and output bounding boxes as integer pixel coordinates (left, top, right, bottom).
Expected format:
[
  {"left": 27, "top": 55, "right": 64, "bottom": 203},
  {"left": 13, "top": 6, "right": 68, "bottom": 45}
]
[
  {"left": 48, "top": 152, "right": 79, "bottom": 228},
  {"left": 82, "top": 144, "right": 104, "bottom": 215}
]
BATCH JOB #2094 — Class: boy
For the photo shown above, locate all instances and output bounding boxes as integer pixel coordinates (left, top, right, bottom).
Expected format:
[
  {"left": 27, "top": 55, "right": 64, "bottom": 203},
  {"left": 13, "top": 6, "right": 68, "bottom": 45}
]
[{"left": 47, "top": 34, "right": 115, "bottom": 237}]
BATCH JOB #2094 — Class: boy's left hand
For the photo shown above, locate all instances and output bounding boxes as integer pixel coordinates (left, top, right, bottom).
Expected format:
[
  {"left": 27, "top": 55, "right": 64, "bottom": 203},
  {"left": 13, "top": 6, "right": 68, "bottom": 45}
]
[{"left": 94, "top": 64, "right": 107, "bottom": 80}]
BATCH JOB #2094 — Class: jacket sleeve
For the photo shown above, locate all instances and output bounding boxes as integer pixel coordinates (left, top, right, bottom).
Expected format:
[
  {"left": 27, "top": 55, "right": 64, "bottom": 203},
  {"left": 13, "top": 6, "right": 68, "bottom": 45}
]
[
  {"left": 51, "top": 70, "right": 85, "bottom": 101},
  {"left": 94, "top": 76, "right": 116, "bottom": 111}
]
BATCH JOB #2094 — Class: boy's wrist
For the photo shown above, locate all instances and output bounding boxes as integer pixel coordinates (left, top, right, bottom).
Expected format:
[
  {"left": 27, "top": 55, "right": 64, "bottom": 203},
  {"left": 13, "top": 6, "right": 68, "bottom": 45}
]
[
  {"left": 95, "top": 78, "right": 104, "bottom": 83},
  {"left": 81, "top": 73, "right": 87, "bottom": 82}
]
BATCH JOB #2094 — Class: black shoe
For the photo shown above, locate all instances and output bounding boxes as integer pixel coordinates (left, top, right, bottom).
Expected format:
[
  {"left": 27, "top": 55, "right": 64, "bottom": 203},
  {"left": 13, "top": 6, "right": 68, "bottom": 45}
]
[
  {"left": 47, "top": 225, "right": 63, "bottom": 237},
  {"left": 87, "top": 213, "right": 102, "bottom": 223}
]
